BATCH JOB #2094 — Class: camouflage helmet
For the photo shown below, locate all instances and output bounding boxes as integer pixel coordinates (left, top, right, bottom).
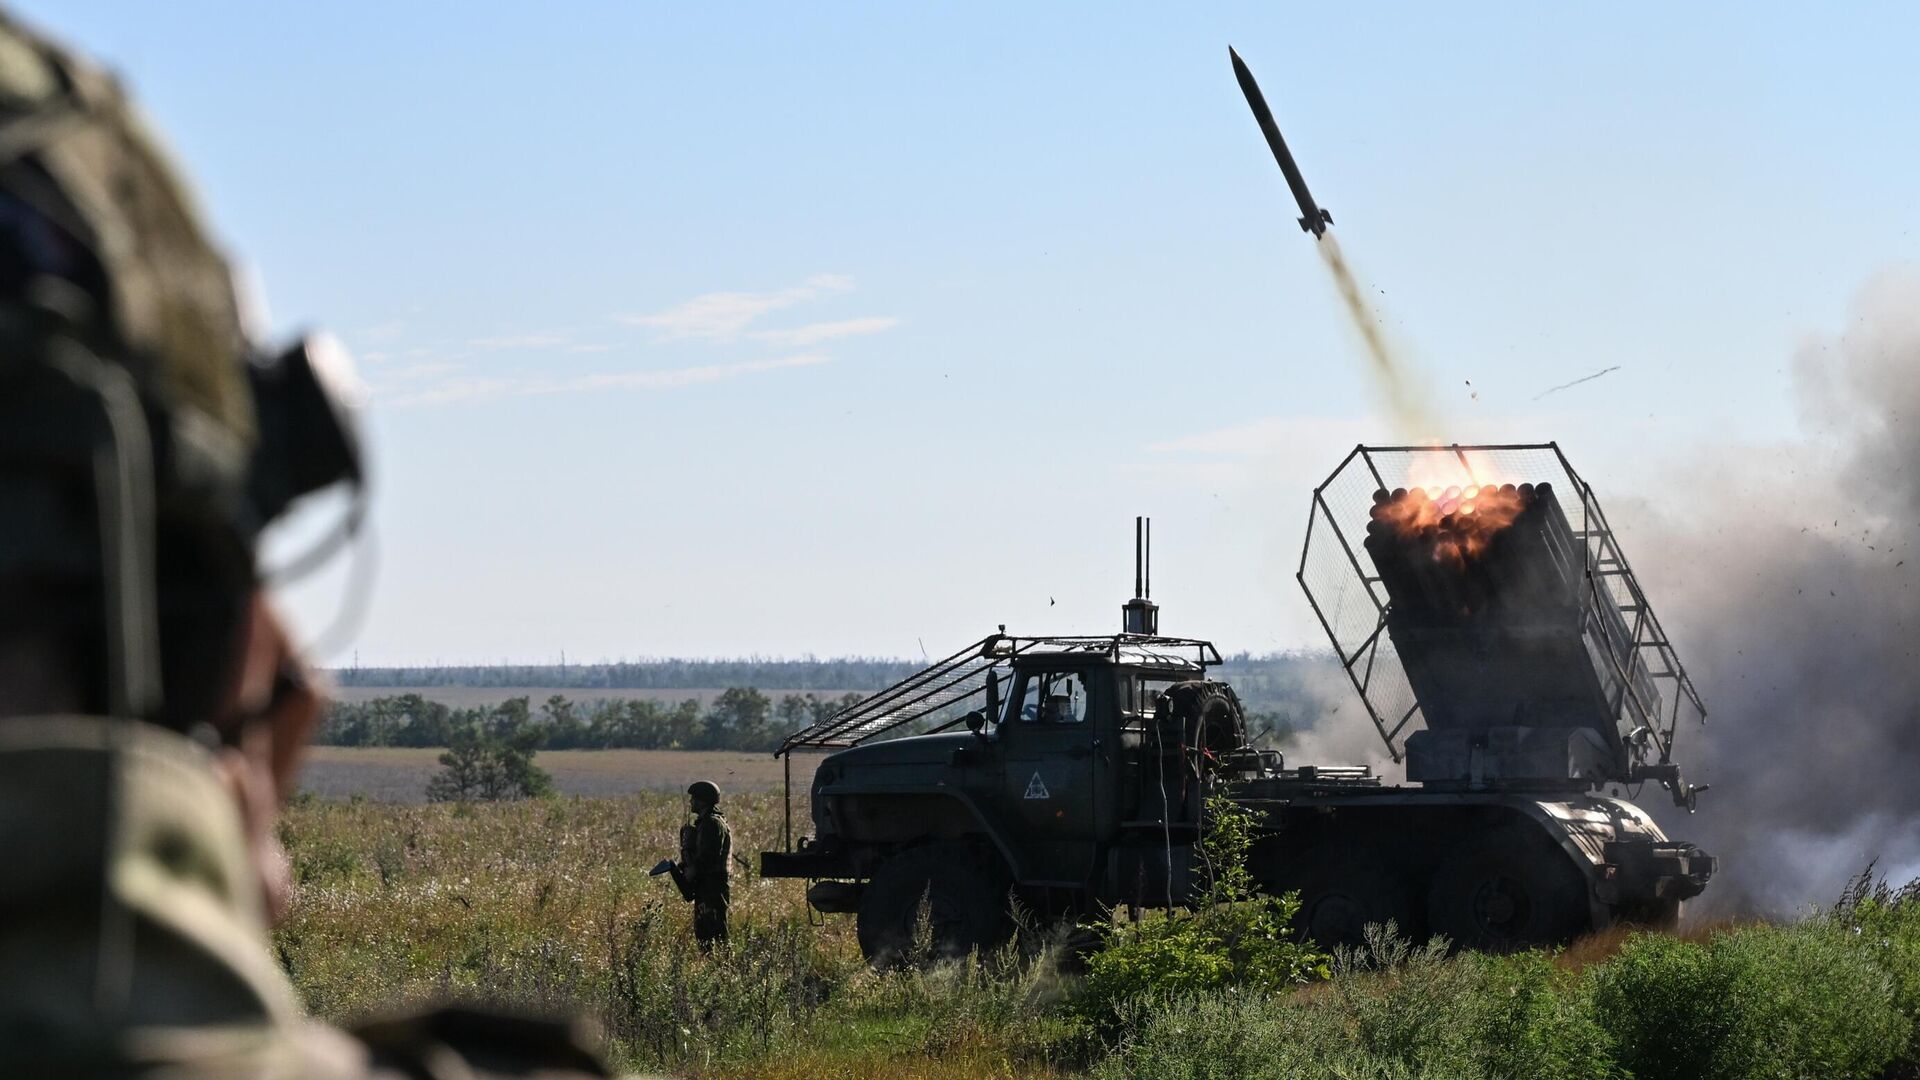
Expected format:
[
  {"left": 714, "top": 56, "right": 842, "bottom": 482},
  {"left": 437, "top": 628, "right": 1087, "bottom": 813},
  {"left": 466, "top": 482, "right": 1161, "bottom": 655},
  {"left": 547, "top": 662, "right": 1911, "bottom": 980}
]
[
  {"left": 0, "top": 13, "right": 361, "bottom": 725},
  {"left": 688, "top": 780, "right": 720, "bottom": 807}
]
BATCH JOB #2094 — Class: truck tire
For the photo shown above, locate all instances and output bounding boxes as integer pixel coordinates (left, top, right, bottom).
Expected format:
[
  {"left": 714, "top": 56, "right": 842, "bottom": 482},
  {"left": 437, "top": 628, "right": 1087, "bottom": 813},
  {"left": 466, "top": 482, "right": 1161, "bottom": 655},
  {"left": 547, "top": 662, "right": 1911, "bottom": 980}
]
[
  {"left": 856, "top": 842, "right": 1013, "bottom": 967},
  {"left": 1288, "top": 850, "right": 1418, "bottom": 949},
  {"left": 1425, "top": 828, "right": 1591, "bottom": 952}
]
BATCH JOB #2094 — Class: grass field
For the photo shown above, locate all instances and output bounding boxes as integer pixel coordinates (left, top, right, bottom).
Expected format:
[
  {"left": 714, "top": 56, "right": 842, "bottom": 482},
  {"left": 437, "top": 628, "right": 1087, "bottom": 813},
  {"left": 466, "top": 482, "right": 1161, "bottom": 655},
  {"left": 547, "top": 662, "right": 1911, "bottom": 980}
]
[
  {"left": 278, "top": 790, "right": 1920, "bottom": 1079},
  {"left": 301, "top": 746, "right": 830, "bottom": 802}
]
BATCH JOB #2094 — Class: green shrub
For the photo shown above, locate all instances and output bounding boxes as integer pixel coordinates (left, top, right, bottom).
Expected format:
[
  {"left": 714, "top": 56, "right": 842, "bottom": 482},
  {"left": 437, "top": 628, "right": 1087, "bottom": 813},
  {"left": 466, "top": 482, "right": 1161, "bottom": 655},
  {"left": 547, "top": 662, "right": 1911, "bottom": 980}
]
[
  {"left": 1830, "top": 869, "right": 1920, "bottom": 1014},
  {"left": 1096, "top": 925, "right": 1616, "bottom": 1080},
  {"left": 1453, "top": 950, "right": 1615, "bottom": 1080},
  {"left": 1088, "top": 992, "right": 1329, "bottom": 1080},
  {"left": 1320, "top": 926, "right": 1613, "bottom": 1080},
  {"left": 1826, "top": 869, "right": 1920, "bottom": 1074},
  {"left": 1073, "top": 797, "right": 1327, "bottom": 1031},
  {"left": 1589, "top": 925, "right": 1906, "bottom": 1080}
]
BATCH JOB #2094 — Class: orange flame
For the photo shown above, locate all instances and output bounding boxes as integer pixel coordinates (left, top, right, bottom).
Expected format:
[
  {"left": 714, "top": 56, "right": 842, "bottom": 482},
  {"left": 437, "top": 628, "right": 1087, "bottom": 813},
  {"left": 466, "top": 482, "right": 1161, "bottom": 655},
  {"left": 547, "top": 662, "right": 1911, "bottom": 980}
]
[{"left": 1371, "top": 485, "right": 1528, "bottom": 571}]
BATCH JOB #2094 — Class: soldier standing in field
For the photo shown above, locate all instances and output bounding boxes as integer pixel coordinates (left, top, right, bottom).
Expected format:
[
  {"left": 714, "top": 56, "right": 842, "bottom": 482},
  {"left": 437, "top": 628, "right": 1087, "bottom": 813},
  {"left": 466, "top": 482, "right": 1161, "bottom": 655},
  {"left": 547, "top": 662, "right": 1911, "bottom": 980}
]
[
  {"left": 682, "top": 780, "right": 732, "bottom": 948},
  {"left": 0, "top": 10, "right": 625, "bottom": 1076}
]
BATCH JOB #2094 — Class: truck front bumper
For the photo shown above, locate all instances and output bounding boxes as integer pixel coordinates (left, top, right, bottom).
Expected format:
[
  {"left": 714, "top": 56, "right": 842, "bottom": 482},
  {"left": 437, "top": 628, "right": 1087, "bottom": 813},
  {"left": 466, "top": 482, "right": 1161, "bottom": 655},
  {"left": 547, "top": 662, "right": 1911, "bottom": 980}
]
[
  {"left": 759, "top": 836, "right": 857, "bottom": 880},
  {"left": 1603, "top": 839, "right": 1716, "bottom": 903}
]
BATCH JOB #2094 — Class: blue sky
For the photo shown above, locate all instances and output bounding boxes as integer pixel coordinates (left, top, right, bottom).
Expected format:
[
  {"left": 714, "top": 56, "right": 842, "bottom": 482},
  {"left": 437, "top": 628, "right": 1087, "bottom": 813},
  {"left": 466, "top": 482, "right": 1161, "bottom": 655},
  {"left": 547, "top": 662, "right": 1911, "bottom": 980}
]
[{"left": 21, "top": 3, "right": 1920, "bottom": 663}]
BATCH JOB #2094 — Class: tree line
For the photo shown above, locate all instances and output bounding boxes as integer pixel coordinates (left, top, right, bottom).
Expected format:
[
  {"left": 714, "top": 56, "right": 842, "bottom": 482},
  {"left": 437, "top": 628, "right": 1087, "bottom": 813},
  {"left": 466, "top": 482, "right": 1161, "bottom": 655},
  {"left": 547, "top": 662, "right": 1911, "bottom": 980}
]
[
  {"left": 318, "top": 688, "right": 867, "bottom": 754},
  {"left": 326, "top": 653, "right": 1339, "bottom": 714},
  {"left": 329, "top": 658, "right": 918, "bottom": 692}
]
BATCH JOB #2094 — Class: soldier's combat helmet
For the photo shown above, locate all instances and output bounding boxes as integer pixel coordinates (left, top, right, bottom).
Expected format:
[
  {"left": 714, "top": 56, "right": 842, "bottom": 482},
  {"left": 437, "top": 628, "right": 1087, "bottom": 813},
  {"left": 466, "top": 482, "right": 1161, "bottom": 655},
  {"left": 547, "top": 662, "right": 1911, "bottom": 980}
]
[
  {"left": 688, "top": 780, "right": 721, "bottom": 807},
  {"left": 0, "top": 12, "right": 363, "bottom": 730}
]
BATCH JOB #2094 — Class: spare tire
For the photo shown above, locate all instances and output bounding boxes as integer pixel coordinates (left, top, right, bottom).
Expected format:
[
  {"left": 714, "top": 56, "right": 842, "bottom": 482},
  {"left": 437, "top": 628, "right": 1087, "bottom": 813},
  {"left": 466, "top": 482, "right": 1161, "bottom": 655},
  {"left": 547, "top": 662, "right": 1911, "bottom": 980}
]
[
  {"left": 1155, "top": 681, "right": 1247, "bottom": 758},
  {"left": 856, "top": 842, "right": 1013, "bottom": 968}
]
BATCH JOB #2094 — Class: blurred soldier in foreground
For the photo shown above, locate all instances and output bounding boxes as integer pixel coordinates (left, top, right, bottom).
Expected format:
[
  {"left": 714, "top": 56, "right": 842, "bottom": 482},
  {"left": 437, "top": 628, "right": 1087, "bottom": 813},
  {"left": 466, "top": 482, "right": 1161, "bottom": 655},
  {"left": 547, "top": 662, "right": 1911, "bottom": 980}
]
[
  {"left": 0, "top": 12, "right": 617, "bottom": 1077},
  {"left": 683, "top": 780, "right": 732, "bottom": 947}
]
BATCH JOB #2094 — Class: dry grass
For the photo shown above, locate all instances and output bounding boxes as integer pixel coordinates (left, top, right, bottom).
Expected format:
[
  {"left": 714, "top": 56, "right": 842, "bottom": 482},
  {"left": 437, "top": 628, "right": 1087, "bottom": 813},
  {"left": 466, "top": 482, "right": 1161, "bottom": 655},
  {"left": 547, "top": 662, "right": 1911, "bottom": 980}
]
[
  {"left": 275, "top": 791, "right": 1080, "bottom": 1076},
  {"left": 1553, "top": 925, "right": 1635, "bottom": 972},
  {"left": 1555, "top": 914, "right": 1781, "bottom": 973},
  {"left": 300, "top": 747, "right": 831, "bottom": 802}
]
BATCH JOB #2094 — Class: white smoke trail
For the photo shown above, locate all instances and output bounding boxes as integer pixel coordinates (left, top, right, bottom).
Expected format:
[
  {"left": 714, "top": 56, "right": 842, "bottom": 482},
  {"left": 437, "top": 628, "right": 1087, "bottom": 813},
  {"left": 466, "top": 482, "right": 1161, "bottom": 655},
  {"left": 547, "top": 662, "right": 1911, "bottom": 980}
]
[{"left": 1316, "top": 234, "right": 1436, "bottom": 440}]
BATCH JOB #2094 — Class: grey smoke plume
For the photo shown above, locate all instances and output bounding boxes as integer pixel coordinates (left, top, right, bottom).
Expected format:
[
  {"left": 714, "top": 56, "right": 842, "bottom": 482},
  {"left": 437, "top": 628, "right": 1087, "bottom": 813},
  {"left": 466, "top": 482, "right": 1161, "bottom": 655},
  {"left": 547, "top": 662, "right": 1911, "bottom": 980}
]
[
  {"left": 1278, "top": 658, "right": 1402, "bottom": 773},
  {"left": 1633, "top": 269, "right": 1920, "bottom": 916}
]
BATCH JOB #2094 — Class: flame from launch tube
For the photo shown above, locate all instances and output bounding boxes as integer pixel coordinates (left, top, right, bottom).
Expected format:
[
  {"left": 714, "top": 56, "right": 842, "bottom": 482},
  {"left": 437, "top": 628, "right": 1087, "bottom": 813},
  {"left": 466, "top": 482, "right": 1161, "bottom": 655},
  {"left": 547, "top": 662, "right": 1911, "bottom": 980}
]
[{"left": 1372, "top": 484, "right": 1529, "bottom": 570}]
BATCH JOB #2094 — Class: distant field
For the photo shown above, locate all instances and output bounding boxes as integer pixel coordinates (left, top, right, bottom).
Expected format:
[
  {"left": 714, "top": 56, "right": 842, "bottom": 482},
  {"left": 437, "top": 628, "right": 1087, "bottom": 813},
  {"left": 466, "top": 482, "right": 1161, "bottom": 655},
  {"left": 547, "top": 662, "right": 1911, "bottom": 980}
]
[
  {"left": 325, "top": 685, "right": 858, "bottom": 708},
  {"left": 301, "top": 746, "right": 830, "bottom": 803}
]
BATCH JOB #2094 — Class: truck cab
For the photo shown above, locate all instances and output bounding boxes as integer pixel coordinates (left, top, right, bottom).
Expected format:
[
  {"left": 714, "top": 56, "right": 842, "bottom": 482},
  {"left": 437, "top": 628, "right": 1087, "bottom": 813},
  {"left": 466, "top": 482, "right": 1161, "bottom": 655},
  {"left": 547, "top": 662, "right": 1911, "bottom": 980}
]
[{"left": 760, "top": 633, "right": 1233, "bottom": 962}]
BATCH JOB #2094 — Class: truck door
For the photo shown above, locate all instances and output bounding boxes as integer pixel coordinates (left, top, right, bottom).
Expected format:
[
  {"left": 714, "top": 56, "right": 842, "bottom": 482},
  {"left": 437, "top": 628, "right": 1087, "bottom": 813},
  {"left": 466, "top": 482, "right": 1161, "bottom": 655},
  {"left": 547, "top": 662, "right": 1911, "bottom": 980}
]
[{"left": 997, "top": 667, "right": 1102, "bottom": 885}]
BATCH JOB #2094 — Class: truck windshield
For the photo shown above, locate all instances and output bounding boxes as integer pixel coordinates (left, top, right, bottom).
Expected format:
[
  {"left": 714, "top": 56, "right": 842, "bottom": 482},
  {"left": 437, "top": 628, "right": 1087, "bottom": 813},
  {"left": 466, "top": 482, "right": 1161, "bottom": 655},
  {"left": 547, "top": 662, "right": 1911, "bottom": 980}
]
[{"left": 1014, "top": 671, "right": 1087, "bottom": 724}]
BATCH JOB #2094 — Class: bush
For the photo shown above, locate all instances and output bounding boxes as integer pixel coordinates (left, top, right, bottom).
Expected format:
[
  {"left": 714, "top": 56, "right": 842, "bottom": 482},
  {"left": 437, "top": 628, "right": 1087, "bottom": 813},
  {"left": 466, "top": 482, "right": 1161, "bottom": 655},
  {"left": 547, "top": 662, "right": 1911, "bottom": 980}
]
[
  {"left": 1088, "top": 992, "right": 1322, "bottom": 1080},
  {"left": 1589, "top": 925, "right": 1907, "bottom": 1080},
  {"left": 1827, "top": 868, "right": 1920, "bottom": 1075},
  {"left": 1073, "top": 797, "right": 1327, "bottom": 1031},
  {"left": 426, "top": 712, "right": 553, "bottom": 801},
  {"left": 1097, "top": 922, "right": 1626, "bottom": 1080}
]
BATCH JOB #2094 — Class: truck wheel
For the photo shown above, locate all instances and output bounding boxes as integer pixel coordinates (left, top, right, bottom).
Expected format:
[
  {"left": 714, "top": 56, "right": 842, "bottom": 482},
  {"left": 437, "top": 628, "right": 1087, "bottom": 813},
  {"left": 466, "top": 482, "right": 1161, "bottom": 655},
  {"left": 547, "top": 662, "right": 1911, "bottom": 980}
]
[
  {"left": 1289, "top": 852, "right": 1417, "bottom": 949},
  {"left": 857, "top": 842, "right": 1012, "bottom": 968},
  {"left": 1426, "top": 830, "right": 1590, "bottom": 952}
]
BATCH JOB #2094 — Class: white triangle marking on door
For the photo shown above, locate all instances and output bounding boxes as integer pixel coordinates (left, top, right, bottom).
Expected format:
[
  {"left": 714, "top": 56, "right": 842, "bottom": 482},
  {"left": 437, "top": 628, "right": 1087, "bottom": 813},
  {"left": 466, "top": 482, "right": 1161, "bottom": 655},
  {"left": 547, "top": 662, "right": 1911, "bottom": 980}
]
[{"left": 1024, "top": 771, "right": 1050, "bottom": 799}]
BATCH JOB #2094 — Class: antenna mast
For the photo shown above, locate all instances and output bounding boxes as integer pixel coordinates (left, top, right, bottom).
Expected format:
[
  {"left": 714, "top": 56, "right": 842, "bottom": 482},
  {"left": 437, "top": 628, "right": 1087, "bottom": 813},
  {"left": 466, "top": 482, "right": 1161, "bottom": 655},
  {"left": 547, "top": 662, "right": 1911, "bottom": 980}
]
[{"left": 1122, "top": 515, "right": 1160, "bottom": 636}]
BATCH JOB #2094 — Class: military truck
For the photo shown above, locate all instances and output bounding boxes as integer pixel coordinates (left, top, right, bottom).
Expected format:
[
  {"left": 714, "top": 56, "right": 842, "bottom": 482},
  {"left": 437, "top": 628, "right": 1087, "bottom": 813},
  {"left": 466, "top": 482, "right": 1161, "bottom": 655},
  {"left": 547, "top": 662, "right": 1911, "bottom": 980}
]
[{"left": 762, "top": 444, "right": 1716, "bottom": 962}]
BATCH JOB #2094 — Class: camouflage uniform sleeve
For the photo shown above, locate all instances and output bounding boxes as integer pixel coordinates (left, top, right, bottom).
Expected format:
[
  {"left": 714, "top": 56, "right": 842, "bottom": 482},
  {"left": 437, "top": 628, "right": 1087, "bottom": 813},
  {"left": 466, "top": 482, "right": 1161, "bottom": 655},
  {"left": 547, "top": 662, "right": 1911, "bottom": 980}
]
[
  {"left": 689, "top": 814, "right": 729, "bottom": 882},
  {"left": 345, "top": 1006, "right": 660, "bottom": 1079}
]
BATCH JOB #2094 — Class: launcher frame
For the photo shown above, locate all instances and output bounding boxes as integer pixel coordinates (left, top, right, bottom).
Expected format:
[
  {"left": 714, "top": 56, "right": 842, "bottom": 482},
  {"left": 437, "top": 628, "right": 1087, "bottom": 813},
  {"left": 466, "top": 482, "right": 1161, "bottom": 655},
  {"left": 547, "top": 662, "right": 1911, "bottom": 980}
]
[{"left": 1297, "top": 443, "right": 1706, "bottom": 777}]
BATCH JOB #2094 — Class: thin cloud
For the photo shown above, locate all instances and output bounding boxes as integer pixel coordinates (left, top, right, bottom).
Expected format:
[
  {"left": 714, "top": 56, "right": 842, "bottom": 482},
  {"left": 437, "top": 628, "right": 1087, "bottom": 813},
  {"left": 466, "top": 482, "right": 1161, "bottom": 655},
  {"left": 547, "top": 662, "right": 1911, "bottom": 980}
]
[
  {"left": 382, "top": 361, "right": 465, "bottom": 382},
  {"left": 1147, "top": 416, "right": 1376, "bottom": 457},
  {"left": 380, "top": 354, "right": 830, "bottom": 408},
  {"left": 749, "top": 315, "right": 901, "bottom": 347},
  {"left": 468, "top": 332, "right": 573, "bottom": 350},
  {"left": 357, "top": 319, "right": 409, "bottom": 341},
  {"left": 616, "top": 273, "right": 854, "bottom": 342}
]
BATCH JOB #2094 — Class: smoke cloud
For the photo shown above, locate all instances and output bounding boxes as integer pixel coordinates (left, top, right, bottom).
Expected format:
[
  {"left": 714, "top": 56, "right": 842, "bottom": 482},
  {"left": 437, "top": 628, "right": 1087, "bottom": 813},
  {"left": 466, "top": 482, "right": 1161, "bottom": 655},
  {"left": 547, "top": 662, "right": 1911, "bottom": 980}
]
[{"left": 1633, "top": 269, "right": 1920, "bottom": 916}]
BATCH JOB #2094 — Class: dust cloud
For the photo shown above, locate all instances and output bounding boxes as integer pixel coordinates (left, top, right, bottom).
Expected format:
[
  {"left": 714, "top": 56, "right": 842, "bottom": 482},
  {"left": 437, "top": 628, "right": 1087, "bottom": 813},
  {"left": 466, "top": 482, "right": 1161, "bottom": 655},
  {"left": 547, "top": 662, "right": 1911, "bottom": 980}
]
[
  {"left": 1316, "top": 234, "right": 1435, "bottom": 439},
  {"left": 1634, "top": 270, "right": 1920, "bottom": 916}
]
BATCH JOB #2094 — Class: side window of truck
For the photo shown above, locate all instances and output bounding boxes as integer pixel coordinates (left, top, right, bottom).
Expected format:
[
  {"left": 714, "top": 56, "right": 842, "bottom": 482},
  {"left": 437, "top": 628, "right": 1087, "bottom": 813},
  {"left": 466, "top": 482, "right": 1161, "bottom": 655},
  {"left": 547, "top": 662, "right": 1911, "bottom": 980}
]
[{"left": 1136, "top": 677, "right": 1179, "bottom": 718}]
